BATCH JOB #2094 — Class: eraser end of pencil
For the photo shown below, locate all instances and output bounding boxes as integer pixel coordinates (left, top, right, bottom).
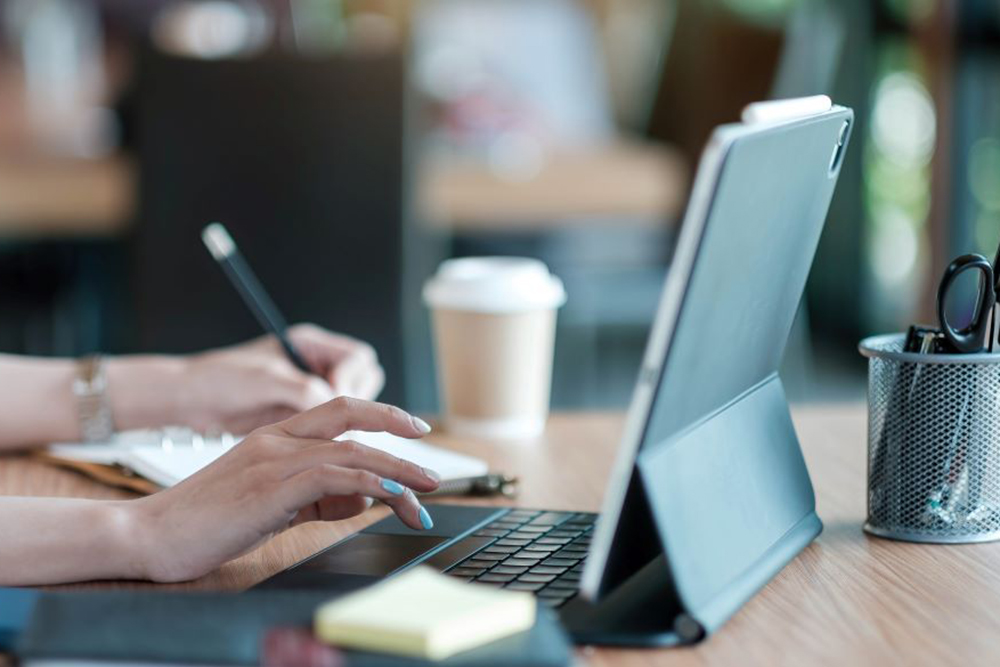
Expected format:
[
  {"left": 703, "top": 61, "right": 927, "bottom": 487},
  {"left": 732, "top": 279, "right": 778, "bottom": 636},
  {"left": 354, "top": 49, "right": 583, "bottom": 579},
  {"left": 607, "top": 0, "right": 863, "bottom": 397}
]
[{"left": 202, "top": 222, "right": 236, "bottom": 260}]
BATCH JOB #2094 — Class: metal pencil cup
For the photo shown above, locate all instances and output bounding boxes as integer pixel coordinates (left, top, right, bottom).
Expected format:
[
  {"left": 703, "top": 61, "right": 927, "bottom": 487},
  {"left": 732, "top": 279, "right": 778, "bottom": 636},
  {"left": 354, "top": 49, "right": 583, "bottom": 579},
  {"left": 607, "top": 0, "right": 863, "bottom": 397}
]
[{"left": 860, "top": 334, "right": 1000, "bottom": 543}]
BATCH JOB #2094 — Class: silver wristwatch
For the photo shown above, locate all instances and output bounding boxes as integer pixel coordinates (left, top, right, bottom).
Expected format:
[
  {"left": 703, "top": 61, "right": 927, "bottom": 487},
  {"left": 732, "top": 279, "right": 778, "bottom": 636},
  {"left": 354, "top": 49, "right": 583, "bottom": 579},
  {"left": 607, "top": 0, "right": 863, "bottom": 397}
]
[{"left": 73, "top": 355, "right": 116, "bottom": 443}]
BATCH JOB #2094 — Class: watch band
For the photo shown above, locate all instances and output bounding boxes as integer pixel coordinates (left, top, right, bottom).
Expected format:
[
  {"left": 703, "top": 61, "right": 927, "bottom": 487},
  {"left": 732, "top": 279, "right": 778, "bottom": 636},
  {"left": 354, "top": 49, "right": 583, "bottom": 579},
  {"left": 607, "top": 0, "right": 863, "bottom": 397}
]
[{"left": 73, "top": 355, "right": 116, "bottom": 443}]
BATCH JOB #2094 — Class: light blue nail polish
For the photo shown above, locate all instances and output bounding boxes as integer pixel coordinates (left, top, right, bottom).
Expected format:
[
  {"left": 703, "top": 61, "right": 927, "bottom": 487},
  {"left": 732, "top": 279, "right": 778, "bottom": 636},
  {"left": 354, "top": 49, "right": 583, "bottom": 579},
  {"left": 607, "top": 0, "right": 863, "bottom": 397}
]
[
  {"left": 418, "top": 506, "right": 434, "bottom": 530},
  {"left": 381, "top": 479, "right": 405, "bottom": 495}
]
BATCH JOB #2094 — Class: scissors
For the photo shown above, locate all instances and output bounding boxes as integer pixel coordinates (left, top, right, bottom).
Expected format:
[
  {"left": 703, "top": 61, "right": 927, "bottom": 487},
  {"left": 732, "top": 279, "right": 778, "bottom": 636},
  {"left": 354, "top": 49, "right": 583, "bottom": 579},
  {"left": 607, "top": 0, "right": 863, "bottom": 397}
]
[{"left": 937, "top": 247, "right": 1000, "bottom": 353}]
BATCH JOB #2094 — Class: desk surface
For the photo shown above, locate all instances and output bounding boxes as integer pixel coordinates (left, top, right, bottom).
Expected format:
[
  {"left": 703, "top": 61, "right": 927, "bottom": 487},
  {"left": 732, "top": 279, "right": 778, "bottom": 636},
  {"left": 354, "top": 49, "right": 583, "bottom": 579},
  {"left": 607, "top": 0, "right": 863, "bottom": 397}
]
[{"left": 3, "top": 405, "right": 999, "bottom": 666}]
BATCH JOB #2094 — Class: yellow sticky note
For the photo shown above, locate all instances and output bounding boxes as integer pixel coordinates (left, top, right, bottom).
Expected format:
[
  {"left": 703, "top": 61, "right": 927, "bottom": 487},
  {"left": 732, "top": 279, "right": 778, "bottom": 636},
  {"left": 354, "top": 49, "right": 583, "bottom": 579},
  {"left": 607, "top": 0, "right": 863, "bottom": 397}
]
[{"left": 314, "top": 566, "right": 537, "bottom": 661}]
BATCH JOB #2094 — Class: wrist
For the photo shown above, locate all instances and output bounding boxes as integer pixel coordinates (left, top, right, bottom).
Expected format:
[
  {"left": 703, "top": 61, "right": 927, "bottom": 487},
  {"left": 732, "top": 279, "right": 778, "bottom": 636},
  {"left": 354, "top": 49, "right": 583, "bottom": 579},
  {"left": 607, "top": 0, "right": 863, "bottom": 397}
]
[
  {"left": 99, "top": 500, "right": 150, "bottom": 581},
  {"left": 124, "top": 495, "right": 191, "bottom": 583},
  {"left": 105, "top": 355, "right": 189, "bottom": 430}
]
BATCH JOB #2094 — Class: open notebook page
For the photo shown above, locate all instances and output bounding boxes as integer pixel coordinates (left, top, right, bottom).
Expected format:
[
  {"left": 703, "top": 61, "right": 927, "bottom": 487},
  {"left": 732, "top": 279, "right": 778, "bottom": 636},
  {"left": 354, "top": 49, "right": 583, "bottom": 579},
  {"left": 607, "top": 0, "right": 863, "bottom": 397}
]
[{"left": 50, "top": 431, "right": 487, "bottom": 489}]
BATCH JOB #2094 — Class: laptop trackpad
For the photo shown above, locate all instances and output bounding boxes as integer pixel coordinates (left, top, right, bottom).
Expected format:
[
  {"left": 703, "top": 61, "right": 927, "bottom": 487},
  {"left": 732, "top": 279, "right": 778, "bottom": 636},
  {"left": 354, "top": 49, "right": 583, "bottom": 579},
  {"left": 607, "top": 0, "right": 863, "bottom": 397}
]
[{"left": 296, "top": 533, "right": 448, "bottom": 577}]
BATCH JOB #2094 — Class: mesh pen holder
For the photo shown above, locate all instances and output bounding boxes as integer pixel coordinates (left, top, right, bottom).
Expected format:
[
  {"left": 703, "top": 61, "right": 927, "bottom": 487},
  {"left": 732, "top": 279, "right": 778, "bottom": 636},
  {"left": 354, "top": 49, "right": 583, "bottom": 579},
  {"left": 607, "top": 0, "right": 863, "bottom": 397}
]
[{"left": 860, "top": 333, "right": 1000, "bottom": 543}]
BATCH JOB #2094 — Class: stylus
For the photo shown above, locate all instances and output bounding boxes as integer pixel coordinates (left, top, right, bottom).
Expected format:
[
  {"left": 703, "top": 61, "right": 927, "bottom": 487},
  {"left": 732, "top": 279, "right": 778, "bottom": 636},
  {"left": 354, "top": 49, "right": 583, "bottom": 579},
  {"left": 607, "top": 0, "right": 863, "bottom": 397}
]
[{"left": 201, "top": 222, "right": 314, "bottom": 375}]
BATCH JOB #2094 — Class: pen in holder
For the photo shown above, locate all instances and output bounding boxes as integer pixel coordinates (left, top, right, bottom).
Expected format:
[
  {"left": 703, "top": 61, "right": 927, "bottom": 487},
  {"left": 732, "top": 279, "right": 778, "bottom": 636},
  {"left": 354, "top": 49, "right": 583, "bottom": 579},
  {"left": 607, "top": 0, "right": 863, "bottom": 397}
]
[{"left": 860, "top": 334, "right": 1000, "bottom": 543}]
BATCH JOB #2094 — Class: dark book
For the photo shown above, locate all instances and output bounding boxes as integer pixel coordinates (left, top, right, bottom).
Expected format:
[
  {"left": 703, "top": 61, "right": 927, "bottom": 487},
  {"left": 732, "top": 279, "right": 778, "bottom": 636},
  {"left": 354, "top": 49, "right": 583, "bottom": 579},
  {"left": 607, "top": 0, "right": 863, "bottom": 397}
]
[{"left": 16, "top": 590, "right": 571, "bottom": 667}]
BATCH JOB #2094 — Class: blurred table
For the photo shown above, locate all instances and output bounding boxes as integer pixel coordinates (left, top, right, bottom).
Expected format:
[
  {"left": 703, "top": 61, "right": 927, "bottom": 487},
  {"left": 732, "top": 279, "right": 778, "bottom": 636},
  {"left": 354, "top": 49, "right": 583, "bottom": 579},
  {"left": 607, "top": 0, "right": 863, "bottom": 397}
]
[
  {"left": 0, "top": 59, "right": 134, "bottom": 240},
  {"left": 0, "top": 155, "right": 133, "bottom": 239},
  {"left": 419, "top": 141, "right": 689, "bottom": 231},
  {"left": 5, "top": 405, "right": 1000, "bottom": 665},
  {"left": 0, "top": 141, "right": 684, "bottom": 240}
]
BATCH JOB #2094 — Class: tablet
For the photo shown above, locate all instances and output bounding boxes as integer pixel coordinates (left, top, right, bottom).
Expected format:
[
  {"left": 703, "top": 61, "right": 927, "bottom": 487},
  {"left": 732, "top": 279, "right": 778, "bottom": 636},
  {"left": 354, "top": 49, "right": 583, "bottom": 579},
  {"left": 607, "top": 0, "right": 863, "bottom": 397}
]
[{"left": 578, "top": 99, "right": 853, "bottom": 641}]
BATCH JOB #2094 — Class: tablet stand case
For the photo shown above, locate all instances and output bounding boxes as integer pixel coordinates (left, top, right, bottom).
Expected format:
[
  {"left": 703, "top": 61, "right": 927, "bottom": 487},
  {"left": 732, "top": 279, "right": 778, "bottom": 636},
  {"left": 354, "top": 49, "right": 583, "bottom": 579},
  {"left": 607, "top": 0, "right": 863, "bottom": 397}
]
[{"left": 560, "top": 106, "right": 853, "bottom": 646}]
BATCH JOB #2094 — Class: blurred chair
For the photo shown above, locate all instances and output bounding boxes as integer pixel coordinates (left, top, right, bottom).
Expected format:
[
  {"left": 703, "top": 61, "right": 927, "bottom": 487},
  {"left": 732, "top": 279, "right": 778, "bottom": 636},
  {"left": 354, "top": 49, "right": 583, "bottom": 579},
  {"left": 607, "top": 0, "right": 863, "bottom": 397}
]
[
  {"left": 770, "top": 0, "right": 850, "bottom": 400},
  {"left": 771, "top": 0, "right": 847, "bottom": 99},
  {"left": 131, "top": 46, "right": 408, "bottom": 403},
  {"left": 645, "top": 0, "right": 786, "bottom": 164},
  {"left": 644, "top": 0, "right": 851, "bottom": 402}
]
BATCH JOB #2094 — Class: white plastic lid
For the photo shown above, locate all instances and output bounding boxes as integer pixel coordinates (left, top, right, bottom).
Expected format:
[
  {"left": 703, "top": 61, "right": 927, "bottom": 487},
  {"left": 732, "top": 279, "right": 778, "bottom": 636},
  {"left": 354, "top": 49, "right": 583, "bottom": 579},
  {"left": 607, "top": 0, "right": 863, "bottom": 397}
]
[{"left": 422, "top": 257, "right": 567, "bottom": 313}]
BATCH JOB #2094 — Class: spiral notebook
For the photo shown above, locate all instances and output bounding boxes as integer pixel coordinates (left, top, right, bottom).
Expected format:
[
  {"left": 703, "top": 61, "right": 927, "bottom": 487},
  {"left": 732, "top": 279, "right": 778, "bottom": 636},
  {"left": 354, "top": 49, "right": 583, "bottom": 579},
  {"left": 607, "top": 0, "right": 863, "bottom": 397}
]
[{"left": 46, "top": 430, "right": 488, "bottom": 489}]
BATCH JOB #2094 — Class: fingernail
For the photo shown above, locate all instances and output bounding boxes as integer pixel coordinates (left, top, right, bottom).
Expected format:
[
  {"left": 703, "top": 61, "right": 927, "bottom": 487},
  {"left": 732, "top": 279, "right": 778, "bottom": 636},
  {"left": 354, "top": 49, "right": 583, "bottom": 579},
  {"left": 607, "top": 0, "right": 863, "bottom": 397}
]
[
  {"left": 411, "top": 416, "right": 432, "bottom": 435},
  {"left": 418, "top": 506, "right": 434, "bottom": 530},
  {"left": 380, "top": 479, "right": 405, "bottom": 495},
  {"left": 422, "top": 467, "right": 441, "bottom": 483}
]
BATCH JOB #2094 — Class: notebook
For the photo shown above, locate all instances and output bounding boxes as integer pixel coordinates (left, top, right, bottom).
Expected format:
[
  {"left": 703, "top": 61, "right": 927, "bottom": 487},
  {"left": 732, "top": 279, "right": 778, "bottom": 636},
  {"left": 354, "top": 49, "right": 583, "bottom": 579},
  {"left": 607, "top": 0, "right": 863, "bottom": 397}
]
[
  {"left": 47, "top": 430, "right": 488, "bottom": 489},
  {"left": 314, "top": 567, "right": 537, "bottom": 660},
  {"left": 17, "top": 589, "right": 571, "bottom": 667},
  {"left": 0, "top": 587, "right": 39, "bottom": 651}
]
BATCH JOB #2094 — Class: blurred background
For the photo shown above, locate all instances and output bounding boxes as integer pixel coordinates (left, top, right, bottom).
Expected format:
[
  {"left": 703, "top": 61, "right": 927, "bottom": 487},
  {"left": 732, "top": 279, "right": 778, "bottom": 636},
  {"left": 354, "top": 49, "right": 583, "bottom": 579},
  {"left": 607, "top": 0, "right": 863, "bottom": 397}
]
[{"left": 0, "top": 0, "right": 989, "bottom": 411}]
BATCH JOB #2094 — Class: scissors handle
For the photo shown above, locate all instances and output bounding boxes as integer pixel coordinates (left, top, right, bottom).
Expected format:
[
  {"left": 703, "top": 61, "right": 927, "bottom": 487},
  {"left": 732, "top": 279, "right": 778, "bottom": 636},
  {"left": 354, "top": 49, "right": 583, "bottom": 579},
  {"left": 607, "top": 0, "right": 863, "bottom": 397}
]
[{"left": 937, "top": 254, "right": 996, "bottom": 353}]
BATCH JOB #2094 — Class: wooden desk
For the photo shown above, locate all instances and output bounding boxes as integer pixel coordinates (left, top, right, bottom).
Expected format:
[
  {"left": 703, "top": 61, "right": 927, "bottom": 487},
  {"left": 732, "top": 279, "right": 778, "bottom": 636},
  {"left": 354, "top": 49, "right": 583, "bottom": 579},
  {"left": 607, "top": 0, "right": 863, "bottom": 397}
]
[{"left": 3, "top": 405, "right": 999, "bottom": 666}]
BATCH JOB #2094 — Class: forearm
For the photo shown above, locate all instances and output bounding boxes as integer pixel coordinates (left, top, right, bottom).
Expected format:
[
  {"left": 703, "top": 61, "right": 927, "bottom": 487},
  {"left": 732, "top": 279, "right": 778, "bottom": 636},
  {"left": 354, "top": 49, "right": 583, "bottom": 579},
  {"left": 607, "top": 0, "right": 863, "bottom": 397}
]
[
  {"left": 105, "top": 355, "right": 187, "bottom": 432},
  {"left": 0, "top": 355, "right": 78, "bottom": 449},
  {"left": 0, "top": 354, "right": 188, "bottom": 451},
  {"left": 0, "top": 497, "right": 145, "bottom": 585}
]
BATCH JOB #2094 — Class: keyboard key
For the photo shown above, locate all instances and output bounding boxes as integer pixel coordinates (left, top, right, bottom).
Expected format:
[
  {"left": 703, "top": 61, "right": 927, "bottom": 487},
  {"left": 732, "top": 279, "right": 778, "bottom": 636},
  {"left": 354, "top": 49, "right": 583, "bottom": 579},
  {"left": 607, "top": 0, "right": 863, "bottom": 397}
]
[
  {"left": 449, "top": 567, "right": 488, "bottom": 577},
  {"left": 539, "top": 597, "right": 564, "bottom": 608},
  {"left": 473, "top": 529, "right": 508, "bottom": 538},
  {"left": 517, "top": 525, "right": 549, "bottom": 534},
  {"left": 523, "top": 544, "right": 561, "bottom": 553},
  {"left": 483, "top": 545, "right": 521, "bottom": 554},
  {"left": 506, "top": 581, "right": 546, "bottom": 592},
  {"left": 505, "top": 557, "right": 541, "bottom": 568},
  {"left": 507, "top": 531, "right": 540, "bottom": 541},
  {"left": 547, "top": 579, "right": 578, "bottom": 590},
  {"left": 492, "top": 566, "right": 529, "bottom": 575},
  {"left": 535, "top": 537, "right": 571, "bottom": 545},
  {"left": 529, "top": 566, "right": 567, "bottom": 575},
  {"left": 478, "top": 573, "right": 517, "bottom": 584},
  {"left": 518, "top": 573, "right": 557, "bottom": 584},
  {"left": 469, "top": 552, "right": 507, "bottom": 562},
  {"left": 559, "top": 549, "right": 589, "bottom": 558},
  {"left": 491, "top": 522, "right": 521, "bottom": 531},
  {"left": 547, "top": 531, "right": 580, "bottom": 539},
  {"left": 529, "top": 512, "right": 574, "bottom": 526},
  {"left": 505, "top": 510, "right": 540, "bottom": 521},
  {"left": 542, "top": 558, "right": 579, "bottom": 568},
  {"left": 561, "top": 572, "right": 582, "bottom": 582},
  {"left": 494, "top": 539, "right": 531, "bottom": 547}
]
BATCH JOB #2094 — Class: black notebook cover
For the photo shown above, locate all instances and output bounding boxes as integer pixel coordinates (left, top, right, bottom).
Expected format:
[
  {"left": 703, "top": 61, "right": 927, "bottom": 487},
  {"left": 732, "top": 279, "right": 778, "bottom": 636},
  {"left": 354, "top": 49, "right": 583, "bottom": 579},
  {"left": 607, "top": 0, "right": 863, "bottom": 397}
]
[
  {"left": 16, "top": 589, "right": 571, "bottom": 667},
  {"left": 0, "top": 587, "right": 39, "bottom": 651}
]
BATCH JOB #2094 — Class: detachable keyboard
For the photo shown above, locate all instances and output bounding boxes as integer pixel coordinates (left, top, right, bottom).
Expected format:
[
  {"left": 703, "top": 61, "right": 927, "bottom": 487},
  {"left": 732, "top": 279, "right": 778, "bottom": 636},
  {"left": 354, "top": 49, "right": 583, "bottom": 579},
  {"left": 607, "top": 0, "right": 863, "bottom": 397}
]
[{"left": 443, "top": 510, "right": 597, "bottom": 608}]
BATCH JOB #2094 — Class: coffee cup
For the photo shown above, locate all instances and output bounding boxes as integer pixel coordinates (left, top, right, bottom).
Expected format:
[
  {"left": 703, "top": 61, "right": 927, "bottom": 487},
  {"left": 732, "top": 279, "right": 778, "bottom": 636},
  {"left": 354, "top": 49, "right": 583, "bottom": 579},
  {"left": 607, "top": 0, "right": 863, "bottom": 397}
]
[{"left": 423, "top": 257, "right": 566, "bottom": 440}]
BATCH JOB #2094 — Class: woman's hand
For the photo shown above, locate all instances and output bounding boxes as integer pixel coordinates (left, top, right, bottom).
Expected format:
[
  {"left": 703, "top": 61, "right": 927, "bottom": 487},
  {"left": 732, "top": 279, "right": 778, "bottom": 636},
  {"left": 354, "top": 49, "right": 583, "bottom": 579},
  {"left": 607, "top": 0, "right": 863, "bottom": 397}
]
[
  {"left": 108, "top": 323, "right": 386, "bottom": 434},
  {"left": 130, "top": 397, "right": 438, "bottom": 583}
]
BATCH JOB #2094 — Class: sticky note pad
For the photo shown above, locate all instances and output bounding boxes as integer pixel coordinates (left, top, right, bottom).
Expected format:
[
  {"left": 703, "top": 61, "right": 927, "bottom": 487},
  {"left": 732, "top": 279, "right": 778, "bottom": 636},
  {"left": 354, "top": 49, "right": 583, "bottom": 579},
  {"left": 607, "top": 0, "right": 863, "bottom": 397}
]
[{"left": 314, "top": 566, "right": 537, "bottom": 660}]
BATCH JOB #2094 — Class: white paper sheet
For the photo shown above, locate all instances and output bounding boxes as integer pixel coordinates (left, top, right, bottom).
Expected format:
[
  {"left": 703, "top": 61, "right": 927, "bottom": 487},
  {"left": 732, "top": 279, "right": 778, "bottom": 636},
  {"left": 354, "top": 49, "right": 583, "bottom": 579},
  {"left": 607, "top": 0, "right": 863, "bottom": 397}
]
[{"left": 48, "top": 430, "right": 487, "bottom": 488}]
